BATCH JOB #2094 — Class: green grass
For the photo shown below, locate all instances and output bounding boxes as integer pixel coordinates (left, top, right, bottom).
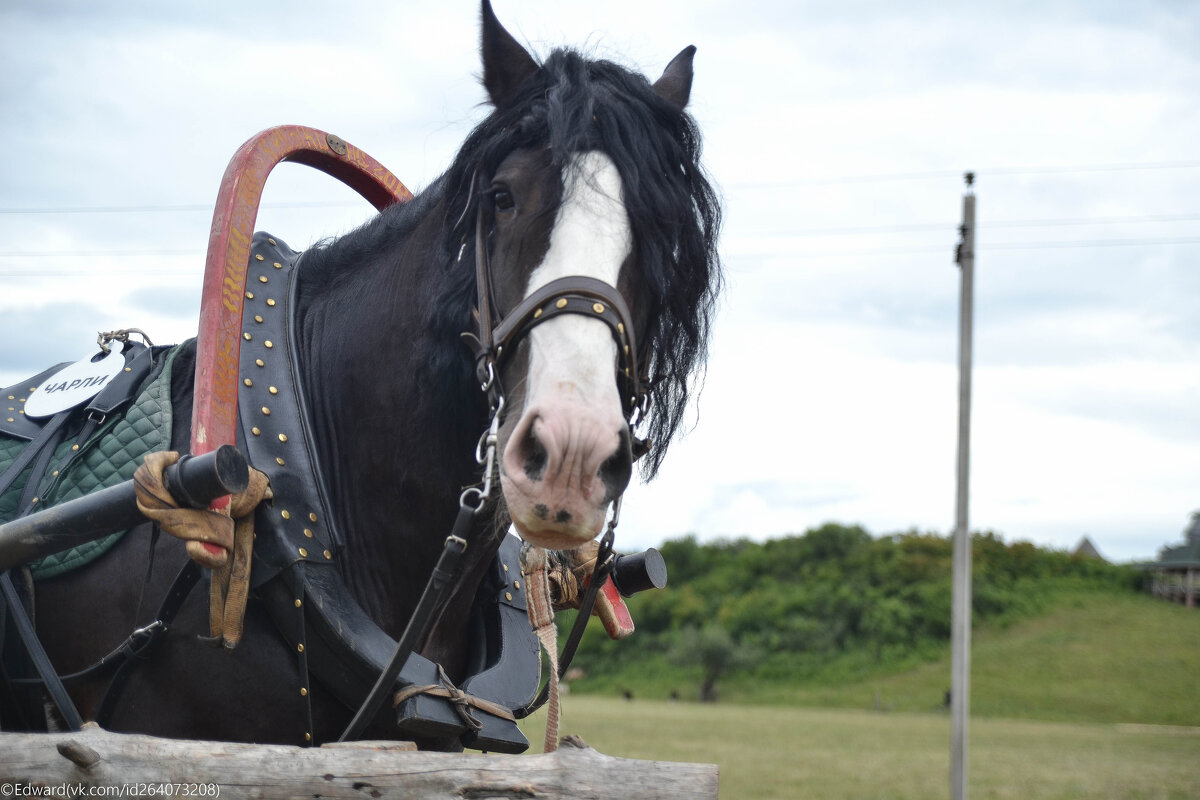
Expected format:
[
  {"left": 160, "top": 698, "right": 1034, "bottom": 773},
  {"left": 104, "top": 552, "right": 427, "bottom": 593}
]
[
  {"left": 519, "top": 697, "right": 1200, "bottom": 800},
  {"left": 733, "top": 591, "right": 1200, "bottom": 726},
  {"left": 574, "top": 590, "right": 1200, "bottom": 727}
]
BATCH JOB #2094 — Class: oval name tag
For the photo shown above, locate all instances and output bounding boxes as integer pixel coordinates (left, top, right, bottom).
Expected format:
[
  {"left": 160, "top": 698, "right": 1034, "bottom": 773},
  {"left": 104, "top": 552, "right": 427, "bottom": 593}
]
[{"left": 24, "top": 346, "right": 128, "bottom": 419}]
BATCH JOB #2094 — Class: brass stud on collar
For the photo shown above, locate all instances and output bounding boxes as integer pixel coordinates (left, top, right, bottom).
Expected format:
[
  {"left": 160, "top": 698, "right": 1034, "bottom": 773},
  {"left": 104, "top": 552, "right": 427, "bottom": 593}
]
[
  {"left": 298, "top": 547, "right": 307, "bottom": 557},
  {"left": 246, "top": 291, "right": 255, "bottom": 299},
  {"left": 278, "top": 433, "right": 288, "bottom": 443},
  {"left": 556, "top": 298, "right": 568, "bottom": 309},
  {"left": 309, "top": 513, "right": 318, "bottom": 522},
  {"left": 281, "top": 510, "right": 291, "bottom": 520},
  {"left": 254, "top": 315, "right": 264, "bottom": 323},
  {"left": 71, "top": 444, "right": 79, "bottom": 451},
  {"left": 593, "top": 302, "right": 605, "bottom": 314},
  {"left": 267, "top": 298, "right": 276, "bottom": 307},
  {"left": 618, "top": 323, "right": 625, "bottom": 335},
  {"left": 304, "top": 732, "right": 311, "bottom": 743},
  {"left": 269, "top": 386, "right": 278, "bottom": 395},
  {"left": 274, "top": 262, "right": 283, "bottom": 269},
  {"left": 264, "top": 340, "right": 274, "bottom": 349},
  {"left": 251, "top": 427, "right": 261, "bottom": 436},
  {"left": 258, "top": 275, "right": 268, "bottom": 284},
  {"left": 299, "top": 687, "right": 308, "bottom": 696},
  {"left": 297, "top": 643, "right": 304, "bottom": 653},
  {"left": 255, "top": 359, "right": 265, "bottom": 367},
  {"left": 268, "top": 237, "right": 277, "bottom": 246},
  {"left": 294, "top": 598, "right": 302, "bottom": 608},
  {"left": 261, "top": 406, "right": 271, "bottom": 416},
  {"left": 505, "top": 592, "right": 513, "bottom": 601},
  {"left": 244, "top": 378, "right": 253, "bottom": 387},
  {"left": 276, "top": 457, "right": 285, "bottom": 466},
  {"left": 304, "top": 528, "right": 314, "bottom": 538},
  {"left": 243, "top": 332, "right": 252, "bottom": 341},
  {"left": 514, "top": 580, "right": 521, "bottom": 590},
  {"left": 533, "top": 308, "right": 543, "bottom": 319},
  {"left": 5, "top": 418, "right": 11, "bottom": 423},
  {"left": 323, "top": 550, "right": 332, "bottom": 560},
  {"left": 255, "top": 254, "right": 265, "bottom": 261}
]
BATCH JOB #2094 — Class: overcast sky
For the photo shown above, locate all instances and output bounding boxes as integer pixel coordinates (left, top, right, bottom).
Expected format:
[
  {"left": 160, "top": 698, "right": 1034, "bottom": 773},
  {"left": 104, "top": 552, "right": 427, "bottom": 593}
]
[{"left": 1, "top": 1, "right": 1197, "bottom": 562}]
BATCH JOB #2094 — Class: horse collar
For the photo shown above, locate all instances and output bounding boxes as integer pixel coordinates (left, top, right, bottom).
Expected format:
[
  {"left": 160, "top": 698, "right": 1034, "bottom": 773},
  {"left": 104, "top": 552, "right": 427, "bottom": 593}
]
[{"left": 237, "top": 232, "right": 342, "bottom": 583}]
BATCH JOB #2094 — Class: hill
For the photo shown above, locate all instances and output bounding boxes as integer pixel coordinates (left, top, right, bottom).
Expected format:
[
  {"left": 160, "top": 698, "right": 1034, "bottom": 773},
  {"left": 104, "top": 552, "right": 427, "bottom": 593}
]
[{"left": 562, "top": 525, "right": 1197, "bottom": 725}]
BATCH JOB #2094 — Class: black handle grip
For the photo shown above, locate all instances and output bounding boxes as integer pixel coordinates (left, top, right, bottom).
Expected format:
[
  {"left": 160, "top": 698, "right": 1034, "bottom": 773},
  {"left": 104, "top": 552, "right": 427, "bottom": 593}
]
[
  {"left": 610, "top": 547, "right": 668, "bottom": 597},
  {"left": 163, "top": 445, "right": 249, "bottom": 508}
]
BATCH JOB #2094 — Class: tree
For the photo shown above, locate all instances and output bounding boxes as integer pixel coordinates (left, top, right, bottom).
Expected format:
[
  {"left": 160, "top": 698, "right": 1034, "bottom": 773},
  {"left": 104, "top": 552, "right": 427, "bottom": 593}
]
[{"left": 669, "top": 624, "right": 760, "bottom": 702}]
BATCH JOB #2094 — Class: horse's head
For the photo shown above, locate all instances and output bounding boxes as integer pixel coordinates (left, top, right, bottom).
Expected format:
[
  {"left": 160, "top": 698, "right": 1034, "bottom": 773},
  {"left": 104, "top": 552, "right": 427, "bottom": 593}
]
[{"left": 448, "top": 1, "right": 721, "bottom": 550}]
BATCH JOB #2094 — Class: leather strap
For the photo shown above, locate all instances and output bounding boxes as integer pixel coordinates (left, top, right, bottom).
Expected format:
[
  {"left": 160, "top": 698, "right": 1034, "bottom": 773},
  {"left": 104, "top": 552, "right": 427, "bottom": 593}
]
[
  {"left": 465, "top": 197, "right": 647, "bottom": 423},
  {"left": 94, "top": 560, "right": 201, "bottom": 727},
  {"left": 0, "top": 571, "right": 83, "bottom": 730}
]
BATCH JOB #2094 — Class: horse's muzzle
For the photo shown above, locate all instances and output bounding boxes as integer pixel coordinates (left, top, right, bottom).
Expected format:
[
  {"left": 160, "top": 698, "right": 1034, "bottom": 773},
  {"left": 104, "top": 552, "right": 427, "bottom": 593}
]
[{"left": 500, "top": 402, "right": 632, "bottom": 550}]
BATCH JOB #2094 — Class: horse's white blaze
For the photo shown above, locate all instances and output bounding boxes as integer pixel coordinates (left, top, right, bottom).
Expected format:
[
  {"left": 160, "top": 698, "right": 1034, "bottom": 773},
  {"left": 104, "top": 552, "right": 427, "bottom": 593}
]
[
  {"left": 501, "top": 151, "right": 633, "bottom": 549},
  {"left": 524, "top": 151, "right": 630, "bottom": 411}
]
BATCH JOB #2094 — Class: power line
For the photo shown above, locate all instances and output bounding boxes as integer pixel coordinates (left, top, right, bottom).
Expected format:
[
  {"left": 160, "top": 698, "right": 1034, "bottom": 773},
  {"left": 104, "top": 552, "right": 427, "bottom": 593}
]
[
  {"left": 4, "top": 160, "right": 1198, "bottom": 215},
  {"left": 741, "top": 213, "right": 1200, "bottom": 239},
  {"left": 0, "top": 200, "right": 370, "bottom": 215},
  {"left": 728, "top": 236, "right": 1200, "bottom": 260},
  {"left": 729, "top": 160, "right": 1200, "bottom": 190},
  {"left": 4, "top": 236, "right": 1198, "bottom": 269}
]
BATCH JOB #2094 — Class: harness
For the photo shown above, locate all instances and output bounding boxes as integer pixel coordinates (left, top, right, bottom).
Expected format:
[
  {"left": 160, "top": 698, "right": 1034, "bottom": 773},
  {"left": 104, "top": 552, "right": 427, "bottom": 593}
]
[{"left": 0, "top": 128, "right": 659, "bottom": 753}]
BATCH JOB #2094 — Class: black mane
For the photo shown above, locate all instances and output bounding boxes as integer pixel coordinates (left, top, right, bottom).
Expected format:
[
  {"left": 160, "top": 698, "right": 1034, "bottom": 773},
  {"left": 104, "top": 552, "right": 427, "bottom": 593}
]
[{"left": 301, "top": 46, "right": 722, "bottom": 480}]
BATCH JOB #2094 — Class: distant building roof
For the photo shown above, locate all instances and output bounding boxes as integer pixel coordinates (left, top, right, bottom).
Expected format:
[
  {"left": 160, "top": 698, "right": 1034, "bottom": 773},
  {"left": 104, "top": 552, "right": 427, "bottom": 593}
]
[
  {"left": 1151, "top": 511, "right": 1200, "bottom": 569},
  {"left": 1072, "top": 536, "right": 1106, "bottom": 562}
]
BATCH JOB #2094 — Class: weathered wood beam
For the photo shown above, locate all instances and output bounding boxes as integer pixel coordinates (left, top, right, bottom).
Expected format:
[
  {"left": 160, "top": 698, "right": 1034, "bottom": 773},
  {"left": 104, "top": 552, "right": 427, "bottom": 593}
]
[{"left": 0, "top": 728, "right": 718, "bottom": 800}]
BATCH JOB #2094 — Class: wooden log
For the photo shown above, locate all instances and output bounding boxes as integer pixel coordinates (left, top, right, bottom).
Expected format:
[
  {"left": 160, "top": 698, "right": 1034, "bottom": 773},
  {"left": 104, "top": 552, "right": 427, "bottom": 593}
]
[{"left": 0, "top": 728, "right": 718, "bottom": 800}]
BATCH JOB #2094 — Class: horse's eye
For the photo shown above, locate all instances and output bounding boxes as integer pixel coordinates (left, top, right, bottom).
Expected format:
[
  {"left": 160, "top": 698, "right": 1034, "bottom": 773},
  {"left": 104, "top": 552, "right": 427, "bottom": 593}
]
[{"left": 492, "top": 188, "right": 516, "bottom": 212}]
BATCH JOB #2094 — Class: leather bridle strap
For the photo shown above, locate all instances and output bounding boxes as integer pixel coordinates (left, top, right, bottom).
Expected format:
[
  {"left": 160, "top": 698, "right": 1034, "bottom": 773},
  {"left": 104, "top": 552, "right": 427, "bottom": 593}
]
[{"left": 463, "top": 201, "right": 647, "bottom": 422}]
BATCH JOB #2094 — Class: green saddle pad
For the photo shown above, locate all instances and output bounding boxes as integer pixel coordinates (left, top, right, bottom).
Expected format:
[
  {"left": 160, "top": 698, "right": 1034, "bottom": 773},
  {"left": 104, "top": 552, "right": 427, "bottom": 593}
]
[{"left": 0, "top": 344, "right": 182, "bottom": 579}]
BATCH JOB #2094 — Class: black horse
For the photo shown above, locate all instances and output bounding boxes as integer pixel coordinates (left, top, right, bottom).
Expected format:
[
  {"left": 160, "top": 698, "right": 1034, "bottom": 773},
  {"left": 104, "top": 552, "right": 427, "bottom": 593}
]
[{"left": 16, "top": 0, "right": 720, "bottom": 748}]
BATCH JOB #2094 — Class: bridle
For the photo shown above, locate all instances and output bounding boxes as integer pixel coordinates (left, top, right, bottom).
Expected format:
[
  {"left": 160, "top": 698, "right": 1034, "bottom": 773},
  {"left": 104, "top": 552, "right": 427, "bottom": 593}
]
[{"left": 458, "top": 173, "right": 651, "bottom": 451}]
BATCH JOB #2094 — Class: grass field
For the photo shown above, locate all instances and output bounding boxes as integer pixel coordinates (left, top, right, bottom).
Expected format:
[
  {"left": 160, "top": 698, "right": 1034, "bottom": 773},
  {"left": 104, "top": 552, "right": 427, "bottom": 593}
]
[
  {"left": 578, "top": 591, "right": 1200, "bottom": 727},
  {"left": 522, "top": 590, "right": 1200, "bottom": 797},
  {"left": 743, "top": 591, "right": 1200, "bottom": 726},
  {"left": 519, "top": 697, "right": 1200, "bottom": 799}
]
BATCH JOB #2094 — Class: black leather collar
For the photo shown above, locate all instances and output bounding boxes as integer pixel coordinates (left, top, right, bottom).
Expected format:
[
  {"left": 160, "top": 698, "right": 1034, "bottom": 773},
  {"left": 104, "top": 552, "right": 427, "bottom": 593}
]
[{"left": 239, "top": 232, "right": 341, "bottom": 586}]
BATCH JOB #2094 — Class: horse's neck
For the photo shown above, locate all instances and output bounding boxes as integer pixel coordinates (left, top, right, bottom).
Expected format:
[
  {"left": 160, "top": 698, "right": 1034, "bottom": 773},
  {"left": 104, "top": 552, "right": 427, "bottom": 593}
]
[{"left": 295, "top": 216, "right": 493, "bottom": 640}]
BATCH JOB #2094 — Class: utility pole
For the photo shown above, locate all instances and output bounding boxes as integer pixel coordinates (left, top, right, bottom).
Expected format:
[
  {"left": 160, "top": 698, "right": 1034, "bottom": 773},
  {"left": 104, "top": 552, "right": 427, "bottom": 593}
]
[{"left": 951, "top": 172, "right": 975, "bottom": 800}]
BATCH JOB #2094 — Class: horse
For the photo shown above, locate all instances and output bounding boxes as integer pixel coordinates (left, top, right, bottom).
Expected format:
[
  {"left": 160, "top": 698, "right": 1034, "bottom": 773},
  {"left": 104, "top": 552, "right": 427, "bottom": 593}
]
[{"left": 9, "top": 0, "right": 720, "bottom": 749}]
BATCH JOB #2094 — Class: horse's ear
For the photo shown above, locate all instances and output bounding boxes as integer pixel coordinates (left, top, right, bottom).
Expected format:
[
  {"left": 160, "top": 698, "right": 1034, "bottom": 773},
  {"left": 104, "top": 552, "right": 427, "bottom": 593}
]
[
  {"left": 652, "top": 45, "right": 696, "bottom": 110},
  {"left": 481, "top": 0, "right": 538, "bottom": 111}
]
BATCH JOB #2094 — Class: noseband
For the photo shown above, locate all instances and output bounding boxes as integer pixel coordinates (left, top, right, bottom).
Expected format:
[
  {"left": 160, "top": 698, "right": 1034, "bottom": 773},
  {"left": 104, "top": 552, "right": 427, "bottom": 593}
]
[{"left": 459, "top": 177, "right": 651, "bottom": 450}]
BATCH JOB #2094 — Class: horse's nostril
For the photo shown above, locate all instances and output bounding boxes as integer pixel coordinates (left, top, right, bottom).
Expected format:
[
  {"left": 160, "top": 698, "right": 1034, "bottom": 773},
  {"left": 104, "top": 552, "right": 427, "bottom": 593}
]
[
  {"left": 523, "top": 428, "right": 548, "bottom": 481},
  {"left": 599, "top": 427, "right": 634, "bottom": 502}
]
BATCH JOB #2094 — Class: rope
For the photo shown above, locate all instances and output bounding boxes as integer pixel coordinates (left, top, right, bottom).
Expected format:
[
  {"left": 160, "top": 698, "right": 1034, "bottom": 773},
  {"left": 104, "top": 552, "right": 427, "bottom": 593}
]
[
  {"left": 392, "top": 663, "right": 517, "bottom": 732},
  {"left": 521, "top": 545, "right": 561, "bottom": 753},
  {"left": 133, "top": 451, "right": 271, "bottom": 649}
]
